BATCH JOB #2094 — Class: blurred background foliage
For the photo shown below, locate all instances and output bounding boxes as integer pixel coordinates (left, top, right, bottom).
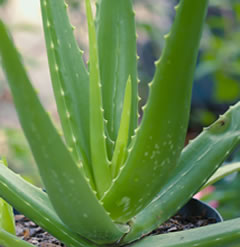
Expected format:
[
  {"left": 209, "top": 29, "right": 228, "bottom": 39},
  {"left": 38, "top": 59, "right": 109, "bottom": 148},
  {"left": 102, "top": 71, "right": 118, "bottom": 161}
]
[
  {"left": 0, "top": 0, "right": 7, "bottom": 6},
  {"left": 0, "top": 0, "right": 240, "bottom": 220}
]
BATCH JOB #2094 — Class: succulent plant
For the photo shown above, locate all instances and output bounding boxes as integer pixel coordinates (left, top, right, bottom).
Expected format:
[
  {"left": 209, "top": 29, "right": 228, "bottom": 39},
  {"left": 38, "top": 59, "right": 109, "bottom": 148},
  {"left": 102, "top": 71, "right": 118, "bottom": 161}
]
[{"left": 0, "top": 0, "right": 240, "bottom": 246}]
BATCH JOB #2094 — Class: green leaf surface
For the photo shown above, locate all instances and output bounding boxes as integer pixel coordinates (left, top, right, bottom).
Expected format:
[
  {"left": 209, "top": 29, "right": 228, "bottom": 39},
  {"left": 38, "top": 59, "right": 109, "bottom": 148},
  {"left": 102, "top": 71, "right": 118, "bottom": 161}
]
[
  {"left": 203, "top": 162, "right": 240, "bottom": 189},
  {"left": 0, "top": 199, "right": 15, "bottom": 235},
  {"left": 111, "top": 77, "right": 132, "bottom": 178},
  {"left": 102, "top": 0, "right": 209, "bottom": 222},
  {"left": 96, "top": 0, "right": 138, "bottom": 150},
  {"left": 0, "top": 159, "right": 15, "bottom": 235},
  {"left": 124, "top": 102, "right": 240, "bottom": 243},
  {"left": 130, "top": 218, "right": 240, "bottom": 247},
  {"left": 0, "top": 228, "right": 35, "bottom": 247},
  {"left": 0, "top": 162, "right": 96, "bottom": 247},
  {"left": 0, "top": 20, "right": 126, "bottom": 244},
  {"left": 40, "top": 0, "right": 94, "bottom": 186},
  {"left": 85, "top": 0, "right": 112, "bottom": 198}
]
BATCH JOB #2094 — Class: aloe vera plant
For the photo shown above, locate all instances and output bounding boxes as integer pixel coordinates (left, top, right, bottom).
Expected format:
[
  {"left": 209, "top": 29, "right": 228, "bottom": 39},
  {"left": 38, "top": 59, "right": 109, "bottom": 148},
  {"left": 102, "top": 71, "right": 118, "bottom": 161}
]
[{"left": 0, "top": 0, "right": 240, "bottom": 246}]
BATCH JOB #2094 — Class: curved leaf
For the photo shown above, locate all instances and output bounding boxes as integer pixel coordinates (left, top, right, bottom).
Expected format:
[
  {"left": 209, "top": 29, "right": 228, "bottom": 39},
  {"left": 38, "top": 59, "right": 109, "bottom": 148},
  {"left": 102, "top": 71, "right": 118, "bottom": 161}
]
[
  {"left": 0, "top": 162, "right": 96, "bottom": 247},
  {"left": 202, "top": 162, "right": 240, "bottom": 189},
  {"left": 0, "top": 228, "right": 35, "bottom": 247},
  {"left": 123, "top": 102, "right": 240, "bottom": 243},
  {"left": 0, "top": 20, "right": 127, "bottom": 244},
  {"left": 130, "top": 218, "right": 240, "bottom": 247}
]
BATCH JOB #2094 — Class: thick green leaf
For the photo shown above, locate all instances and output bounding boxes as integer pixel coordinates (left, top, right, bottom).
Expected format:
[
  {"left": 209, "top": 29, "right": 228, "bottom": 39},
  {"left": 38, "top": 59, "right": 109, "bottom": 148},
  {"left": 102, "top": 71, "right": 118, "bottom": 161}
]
[
  {"left": 123, "top": 102, "right": 240, "bottom": 243},
  {"left": 0, "top": 20, "right": 127, "bottom": 244},
  {"left": 111, "top": 77, "right": 132, "bottom": 178},
  {"left": 130, "top": 218, "right": 240, "bottom": 247},
  {"left": 202, "top": 162, "right": 240, "bottom": 189},
  {"left": 96, "top": 0, "right": 138, "bottom": 152},
  {"left": 0, "top": 162, "right": 96, "bottom": 247},
  {"left": 40, "top": 0, "right": 94, "bottom": 186},
  {"left": 0, "top": 228, "right": 35, "bottom": 247},
  {"left": 85, "top": 0, "right": 112, "bottom": 197},
  {"left": 102, "top": 0, "right": 209, "bottom": 222},
  {"left": 0, "top": 198, "right": 15, "bottom": 235},
  {"left": 0, "top": 159, "right": 15, "bottom": 235}
]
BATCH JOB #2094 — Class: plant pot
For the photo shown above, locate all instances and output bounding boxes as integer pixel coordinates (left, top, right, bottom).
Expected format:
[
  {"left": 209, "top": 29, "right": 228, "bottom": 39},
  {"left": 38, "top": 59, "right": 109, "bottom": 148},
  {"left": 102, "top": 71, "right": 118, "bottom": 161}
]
[{"left": 178, "top": 198, "right": 222, "bottom": 223}]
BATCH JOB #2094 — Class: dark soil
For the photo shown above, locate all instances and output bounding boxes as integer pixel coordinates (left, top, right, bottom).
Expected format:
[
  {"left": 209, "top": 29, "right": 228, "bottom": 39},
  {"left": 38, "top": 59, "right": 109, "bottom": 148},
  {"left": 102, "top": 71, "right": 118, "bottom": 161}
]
[
  {"left": 14, "top": 215, "right": 65, "bottom": 247},
  {"left": 149, "top": 214, "right": 217, "bottom": 235},
  {"left": 0, "top": 214, "right": 217, "bottom": 247}
]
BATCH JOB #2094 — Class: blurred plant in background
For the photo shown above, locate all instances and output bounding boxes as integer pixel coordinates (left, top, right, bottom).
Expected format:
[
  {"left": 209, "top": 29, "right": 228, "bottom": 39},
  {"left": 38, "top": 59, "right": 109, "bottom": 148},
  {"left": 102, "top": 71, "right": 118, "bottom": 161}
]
[
  {"left": 200, "top": 148, "right": 240, "bottom": 220},
  {"left": 66, "top": 0, "right": 80, "bottom": 9},
  {"left": 0, "top": 0, "right": 7, "bottom": 6},
  {"left": 0, "top": 129, "right": 42, "bottom": 186},
  {"left": 193, "top": 1, "right": 240, "bottom": 220},
  {"left": 192, "top": 0, "right": 240, "bottom": 129}
]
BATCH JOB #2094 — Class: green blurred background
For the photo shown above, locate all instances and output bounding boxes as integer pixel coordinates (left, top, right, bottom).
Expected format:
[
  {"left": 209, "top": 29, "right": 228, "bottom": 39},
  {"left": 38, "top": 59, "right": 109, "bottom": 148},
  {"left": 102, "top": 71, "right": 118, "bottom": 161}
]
[{"left": 0, "top": 0, "right": 240, "bottom": 220}]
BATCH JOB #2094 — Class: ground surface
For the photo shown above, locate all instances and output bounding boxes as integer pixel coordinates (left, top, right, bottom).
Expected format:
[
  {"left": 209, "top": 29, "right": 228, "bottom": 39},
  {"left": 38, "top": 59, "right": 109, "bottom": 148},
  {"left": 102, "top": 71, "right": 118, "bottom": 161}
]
[{"left": 8, "top": 213, "right": 217, "bottom": 247}]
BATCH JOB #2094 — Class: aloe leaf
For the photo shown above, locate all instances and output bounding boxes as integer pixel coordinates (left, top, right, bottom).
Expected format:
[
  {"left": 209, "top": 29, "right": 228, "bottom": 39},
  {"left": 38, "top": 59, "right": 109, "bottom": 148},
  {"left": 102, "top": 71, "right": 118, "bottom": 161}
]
[
  {"left": 0, "top": 159, "right": 15, "bottom": 235},
  {"left": 85, "top": 0, "right": 111, "bottom": 197},
  {"left": 0, "top": 198, "right": 15, "bottom": 235},
  {"left": 202, "top": 162, "right": 240, "bottom": 189},
  {"left": 0, "top": 20, "right": 127, "bottom": 244},
  {"left": 102, "top": 0, "right": 209, "bottom": 222},
  {"left": 123, "top": 102, "right": 240, "bottom": 243},
  {"left": 130, "top": 218, "right": 240, "bottom": 247},
  {"left": 111, "top": 77, "right": 132, "bottom": 178},
  {"left": 0, "top": 162, "right": 96, "bottom": 247},
  {"left": 40, "top": 0, "right": 94, "bottom": 186},
  {"left": 0, "top": 228, "right": 35, "bottom": 247},
  {"left": 96, "top": 0, "right": 138, "bottom": 152}
]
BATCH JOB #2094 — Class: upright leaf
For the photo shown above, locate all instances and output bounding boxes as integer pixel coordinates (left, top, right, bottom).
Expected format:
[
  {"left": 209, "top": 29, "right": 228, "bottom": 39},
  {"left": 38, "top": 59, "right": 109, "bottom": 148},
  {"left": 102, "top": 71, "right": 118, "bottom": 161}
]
[
  {"left": 85, "top": 0, "right": 112, "bottom": 197},
  {"left": 0, "top": 20, "right": 127, "bottom": 244},
  {"left": 102, "top": 0, "right": 209, "bottom": 222},
  {"left": 40, "top": 0, "right": 94, "bottom": 185},
  {"left": 96, "top": 0, "right": 138, "bottom": 156},
  {"left": 111, "top": 77, "right": 132, "bottom": 178}
]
